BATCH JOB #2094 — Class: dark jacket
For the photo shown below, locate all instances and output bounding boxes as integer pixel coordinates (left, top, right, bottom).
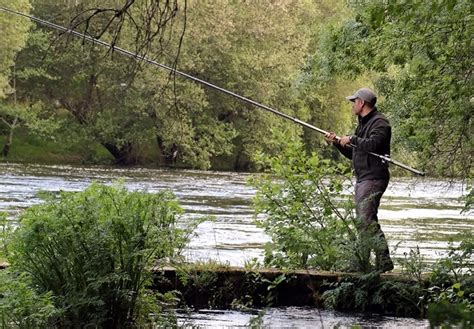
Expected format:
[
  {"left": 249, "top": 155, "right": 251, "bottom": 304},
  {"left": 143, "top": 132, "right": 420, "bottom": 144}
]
[{"left": 336, "top": 108, "right": 391, "bottom": 182}]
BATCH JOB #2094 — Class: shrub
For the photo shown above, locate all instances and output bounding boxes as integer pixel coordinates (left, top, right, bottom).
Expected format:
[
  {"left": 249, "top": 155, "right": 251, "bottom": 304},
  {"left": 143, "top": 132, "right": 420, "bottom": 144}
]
[
  {"left": 0, "top": 270, "right": 59, "bottom": 328},
  {"left": 250, "top": 133, "right": 358, "bottom": 270},
  {"left": 4, "top": 183, "right": 198, "bottom": 327},
  {"left": 320, "top": 233, "right": 474, "bottom": 320},
  {"left": 425, "top": 232, "right": 474, "bottom": 328}
]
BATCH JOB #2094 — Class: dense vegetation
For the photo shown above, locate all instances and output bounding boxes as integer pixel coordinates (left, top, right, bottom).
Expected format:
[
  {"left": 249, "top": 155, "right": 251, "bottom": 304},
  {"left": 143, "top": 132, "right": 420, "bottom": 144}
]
[
  {"left": 0, "top": 0, "right": 470, "bottom": 177},
  {"left": 0, "top": 183, "right": 200, "bottom": 327},
  {"left": 0, "top": 0, "right": 323, "bottom": 170},
  {"left": 315, "top": 0, "right": 473, "bottom": 178}
]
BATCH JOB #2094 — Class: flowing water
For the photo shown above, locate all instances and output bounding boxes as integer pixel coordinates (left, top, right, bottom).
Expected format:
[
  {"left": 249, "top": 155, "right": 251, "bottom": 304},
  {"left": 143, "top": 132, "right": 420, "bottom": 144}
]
[
  {"left": 1, "top": 162, "right": 471, "bottom": 328},
  {"left": 176, "top": 308, "right": 430, "bottom": 328}
]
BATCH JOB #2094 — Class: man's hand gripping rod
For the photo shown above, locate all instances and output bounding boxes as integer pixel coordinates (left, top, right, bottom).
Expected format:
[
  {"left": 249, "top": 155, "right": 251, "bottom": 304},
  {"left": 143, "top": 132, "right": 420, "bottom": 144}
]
[{"left": 327, "top": 133, "right": 425, "bottom": 176}]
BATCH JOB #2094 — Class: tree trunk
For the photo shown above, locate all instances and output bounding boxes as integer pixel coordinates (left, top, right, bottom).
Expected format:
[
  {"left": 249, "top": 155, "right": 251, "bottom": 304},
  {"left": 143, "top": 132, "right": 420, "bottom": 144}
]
[
  {"left": 102, "top": 141, "right": 140, "bottom": 165},
  {"left": 233, "top": 148, "right": 251, "bottom": 171},
  {"left": 2, "top": 116, "right": 17, "bottom": 157},
  {"left": 3, "top": 61, "right": 18, "bottom": 157},
  {"left": 156, "top": 135, "right": 177, "bottom": 166}
]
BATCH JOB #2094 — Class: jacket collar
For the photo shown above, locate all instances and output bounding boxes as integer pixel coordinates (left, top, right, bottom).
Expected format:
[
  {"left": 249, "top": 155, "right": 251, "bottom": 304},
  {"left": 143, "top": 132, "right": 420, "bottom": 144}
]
[{"left": 358, "top": 107, "right": 378, "bottom": 124}]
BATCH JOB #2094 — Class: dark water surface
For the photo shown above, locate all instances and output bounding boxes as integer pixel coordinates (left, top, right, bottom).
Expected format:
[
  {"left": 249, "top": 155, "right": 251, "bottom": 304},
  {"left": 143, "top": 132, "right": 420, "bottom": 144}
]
[
  {"left": 176, "top": 308, "right": 430, "bottom": 328},
  {"left": 1, "top": 162, "right": 470, "bottom": 328}
]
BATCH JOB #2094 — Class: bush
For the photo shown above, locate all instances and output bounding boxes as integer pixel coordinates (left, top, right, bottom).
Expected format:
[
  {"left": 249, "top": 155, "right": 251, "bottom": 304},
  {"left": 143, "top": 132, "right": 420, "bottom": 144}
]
[
  {"left": 250, "top": 134, "right": 359, "bottom": 270},
  {"left": 321, "top": 271, "right": 425, "bottom": 317},
  {"left": 3, "top": 183, "right": 198, "bottom": 327},
  {"left": 425, "top": 232, "right": 474, "bottom": 328},
  {"left": 320, "top": 233, "right": 474, "bottom": 320},
  {"left": 0, "top": 270, "right": 59, "bottom": 328}
]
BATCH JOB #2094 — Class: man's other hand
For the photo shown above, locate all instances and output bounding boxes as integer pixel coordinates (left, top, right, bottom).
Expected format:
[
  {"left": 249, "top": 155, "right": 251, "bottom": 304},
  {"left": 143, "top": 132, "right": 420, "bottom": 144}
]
[{"left": 339, "top": 135, "right": 351, "bottom": 147}]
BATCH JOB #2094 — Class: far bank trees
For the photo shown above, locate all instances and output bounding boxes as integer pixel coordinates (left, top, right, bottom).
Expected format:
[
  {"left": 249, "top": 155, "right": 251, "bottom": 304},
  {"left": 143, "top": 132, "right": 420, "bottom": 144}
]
[
  {"left": 0, "top": 0, "right": 31, "bottom": 156},
  {"left": 10, "top": 0, "right": 328, "bottom": 169}
]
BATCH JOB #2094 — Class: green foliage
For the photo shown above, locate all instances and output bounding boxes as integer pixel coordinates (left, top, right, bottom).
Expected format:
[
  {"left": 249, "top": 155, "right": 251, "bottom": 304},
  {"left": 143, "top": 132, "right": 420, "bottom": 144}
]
[
  {"left": 251, "top": 132, "right": 398, "bottom": 272},
  {"left": 320, "top": 223, "right": 473, "bottom": 321},
  {"left": 13, "top": 28, "right": 162, "bottom": 164},
  {"left": 0, "top": 0, "right": 33, "bottom": 157},
  {"left": 0, "top": 0, "right": 31, "bottom": 98},
  {"left": 132, "top": 68, "right": 236, "bottom": 168},
  {"left": 182, "top": 0, "right": 320, "bottom": 170},
  {"left": 0, "top": 29, "right": 62, "bottom": 145},
  {"left": 1, "top": 102, "right": 60, "bottom": 138},
  {"left": 322, "top": 271, "right": 429, "bottom": 317},
  {"left": 296, "top": 1, "right": 367, "bottom": 156},
  {"left": 430, "top": 232, "right": 474, "bottom": 285},
  {"left": 398, "top": 246, "right": 429, "bottom": 283},
  {"left": 0, "top": 127, "right": 113, "bottom": 165},
  {"left": 5, "top": 2, "right": 211, "bottom": 166},
  {"left": 427, "top": 300, "right": 474, "bottom": 329},
  {"left": 424, "top": 232, "right": 474, "bottom": 327},
  {"left": 7, "top": 0, "right": 323, "bottom": 169},
  {"left": 0, "top": 271, "right": 59, "bottom": 328},
  {"left": 426, "top": 275, "right": 474, "bottom": 328},
  {"left": 250, "top": 131, "right": 357, "bottom": 270},
  {"left": 2, "top": 0, "right": 472, "bottom": 175},
  {"left": 315, "top": 0, "right": 473, "bottom": 178},
  {"left": 5, "top": 183, "right": 199, "bottom": 327},
  {"left": 321, "top": 272, "right": 424, "bottom": 317}
]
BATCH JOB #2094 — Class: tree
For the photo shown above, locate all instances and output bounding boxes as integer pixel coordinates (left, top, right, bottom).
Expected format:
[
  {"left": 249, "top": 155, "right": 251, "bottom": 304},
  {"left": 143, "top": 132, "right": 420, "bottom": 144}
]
[
  {"left": 13, "top": 0, "right": 323, "bottom": 168},
  {"left": 0, "top": 0, "right": 31, "bottom": 156},
  {"left": 10, "top": 1, "right": 372, "bottom": 169},
  {"left": 295, "top": 0, "right": 361, "bottom": 158},
  {"left": 0, "top": 0, "right": 31, "bottom": 97},
  {"left": 180, "top": 0, "right": 320, "bottom": 170},
  {"left": 13, "top": 0, "right": 194, "bottom": 165},
  {"left": 313, "top": 0, "right": 473, "bottom": 178},
  {"left": 62, "top": 0, "right": 183, "bottom": 62}
]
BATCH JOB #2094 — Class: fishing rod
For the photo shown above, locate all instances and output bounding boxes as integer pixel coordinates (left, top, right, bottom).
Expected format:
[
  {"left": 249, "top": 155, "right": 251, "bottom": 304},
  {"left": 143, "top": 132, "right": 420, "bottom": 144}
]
[{"left": 0, "top": 6, "right": 425, "bottom": 176}]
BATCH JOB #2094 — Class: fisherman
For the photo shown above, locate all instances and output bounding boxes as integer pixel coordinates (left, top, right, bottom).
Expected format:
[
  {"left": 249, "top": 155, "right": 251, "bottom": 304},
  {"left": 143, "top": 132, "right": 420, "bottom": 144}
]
[{"left": 325, "top": 87, "right": 394, "bottom": 272}]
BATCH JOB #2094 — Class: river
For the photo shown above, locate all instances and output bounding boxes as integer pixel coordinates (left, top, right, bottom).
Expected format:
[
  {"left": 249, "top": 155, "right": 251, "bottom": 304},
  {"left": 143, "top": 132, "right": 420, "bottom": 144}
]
[{"left": 1, "top": 162, "right": 471, "bottom": 328}]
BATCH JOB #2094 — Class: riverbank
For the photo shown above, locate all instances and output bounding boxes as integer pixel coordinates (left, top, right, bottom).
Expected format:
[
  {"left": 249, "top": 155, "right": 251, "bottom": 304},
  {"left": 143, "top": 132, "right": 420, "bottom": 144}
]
[
  {"left": 154, "top": 265, "right": 430, "bottom": 315},
  {"left": 0, "top": 261, "right": 431, "bottom": 317},
  {"left": 0, "top": 130, "right": 434, "bottom": 175},
  {"left": 0, "top": 260, "right": 438, "bottom": 327},
  {"left": 0, "top": 130, "right": 236, "bottom": 170},
  {"left": 0, "top": 130, "right": 113, "bottom": 165},
  {"left": 2, "top": 258, "right": 461, "bottom": 322}
]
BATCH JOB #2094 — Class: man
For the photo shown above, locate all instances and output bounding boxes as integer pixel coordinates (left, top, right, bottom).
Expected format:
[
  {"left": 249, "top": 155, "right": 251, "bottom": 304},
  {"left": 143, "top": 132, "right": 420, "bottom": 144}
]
[{"left": 325, "top": 87, "right": 394, "bottom": 272}]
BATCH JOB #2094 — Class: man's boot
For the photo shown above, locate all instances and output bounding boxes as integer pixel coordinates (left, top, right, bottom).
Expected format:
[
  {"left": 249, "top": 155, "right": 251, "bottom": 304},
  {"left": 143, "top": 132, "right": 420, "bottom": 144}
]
[{"left": 376, "top": 251, "right": 394, "bottom": 272}]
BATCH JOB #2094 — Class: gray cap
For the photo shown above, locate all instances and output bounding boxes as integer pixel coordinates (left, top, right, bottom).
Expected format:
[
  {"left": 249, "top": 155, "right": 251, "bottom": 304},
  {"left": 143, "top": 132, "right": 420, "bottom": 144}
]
[{"left": 345, "top": 87, "right": 377, "bottom": 106}]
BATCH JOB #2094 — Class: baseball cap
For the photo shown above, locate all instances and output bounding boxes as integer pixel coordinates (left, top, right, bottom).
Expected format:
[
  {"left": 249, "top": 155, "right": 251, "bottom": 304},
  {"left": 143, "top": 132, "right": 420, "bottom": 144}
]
[{"left": 346, "top": 88, "right": 377, "bottom": 106}]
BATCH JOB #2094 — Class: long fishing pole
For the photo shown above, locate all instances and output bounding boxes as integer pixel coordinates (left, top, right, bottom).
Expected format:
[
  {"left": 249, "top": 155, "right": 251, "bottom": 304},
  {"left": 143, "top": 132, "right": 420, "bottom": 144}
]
[{"left": 0, "top": 6, "right": 425, "bottom": 176}]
